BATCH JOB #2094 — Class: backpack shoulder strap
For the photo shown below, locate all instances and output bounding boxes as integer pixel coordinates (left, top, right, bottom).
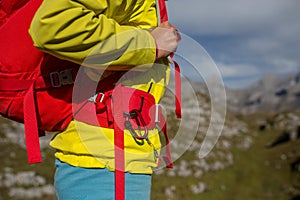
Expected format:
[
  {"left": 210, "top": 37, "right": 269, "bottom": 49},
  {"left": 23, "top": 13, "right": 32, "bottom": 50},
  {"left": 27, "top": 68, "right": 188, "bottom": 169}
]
[{"left": 157, "top": 0, "right": 182, "bottom": 118}]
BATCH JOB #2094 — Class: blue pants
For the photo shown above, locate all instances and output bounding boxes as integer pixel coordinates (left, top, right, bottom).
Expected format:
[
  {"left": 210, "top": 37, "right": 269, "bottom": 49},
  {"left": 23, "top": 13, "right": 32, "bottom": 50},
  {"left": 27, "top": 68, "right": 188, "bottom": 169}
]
[{"left": 54, "top": 159, "right": 152, "bottom": 200}]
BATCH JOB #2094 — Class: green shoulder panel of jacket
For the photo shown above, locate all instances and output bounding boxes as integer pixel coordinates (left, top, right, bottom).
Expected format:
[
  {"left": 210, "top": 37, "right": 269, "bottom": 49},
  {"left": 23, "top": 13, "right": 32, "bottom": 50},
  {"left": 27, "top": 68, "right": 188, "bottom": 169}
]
[{"left": 29, "top": 0, "right": 158, "bottom": 67}]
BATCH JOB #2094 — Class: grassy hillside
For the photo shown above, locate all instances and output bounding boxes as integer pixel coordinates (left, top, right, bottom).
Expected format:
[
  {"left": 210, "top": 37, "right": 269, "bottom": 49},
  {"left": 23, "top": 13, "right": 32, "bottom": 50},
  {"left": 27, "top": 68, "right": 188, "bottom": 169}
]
[
  {"left": 0, "top": 117, "right": 56, "bottom": 200},
  {"left": 151, "top": 111, "right": 300, "bottom": 200},
  {"left": 1, "top": 110, "right": 300, "bottom": 200}
]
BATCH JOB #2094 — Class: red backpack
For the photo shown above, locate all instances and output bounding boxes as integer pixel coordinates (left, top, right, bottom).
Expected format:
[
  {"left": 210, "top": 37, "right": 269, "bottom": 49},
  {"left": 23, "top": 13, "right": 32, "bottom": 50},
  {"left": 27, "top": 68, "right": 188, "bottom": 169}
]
[
  {"left": 0, "top": 1, "right": 180, "bottom": 199},
  {"left": 0, "top": 0, "right": 80, "bottom": 164},
  {"left": 0, "top": 0, "right": 180, "bottom": 167}
]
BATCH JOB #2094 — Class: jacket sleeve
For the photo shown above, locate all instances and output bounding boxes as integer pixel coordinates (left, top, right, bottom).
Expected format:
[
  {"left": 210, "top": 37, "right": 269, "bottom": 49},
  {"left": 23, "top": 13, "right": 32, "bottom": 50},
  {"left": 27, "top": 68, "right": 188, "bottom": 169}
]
[{"left": 29, "top": 0, "right": 157, "bottom": 68}]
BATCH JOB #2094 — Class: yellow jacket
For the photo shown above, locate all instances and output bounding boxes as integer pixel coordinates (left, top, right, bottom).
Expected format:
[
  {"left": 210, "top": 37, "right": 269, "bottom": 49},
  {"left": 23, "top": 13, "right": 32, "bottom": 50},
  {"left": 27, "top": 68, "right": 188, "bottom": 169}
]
[{"left": 29, "top": 0, "right": 170, "bottom": 174}]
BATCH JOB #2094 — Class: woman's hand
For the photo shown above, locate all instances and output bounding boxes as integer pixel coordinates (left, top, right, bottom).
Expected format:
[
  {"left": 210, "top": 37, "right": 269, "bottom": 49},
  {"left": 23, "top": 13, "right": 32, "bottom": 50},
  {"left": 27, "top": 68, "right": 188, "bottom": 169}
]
[{"left": 151, "top": 21, "right": 181, "bottom": 59}]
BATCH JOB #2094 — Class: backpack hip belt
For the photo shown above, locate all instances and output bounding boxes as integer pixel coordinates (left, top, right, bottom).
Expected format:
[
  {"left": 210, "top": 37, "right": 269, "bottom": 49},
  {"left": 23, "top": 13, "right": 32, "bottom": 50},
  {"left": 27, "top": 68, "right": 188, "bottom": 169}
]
[{"left": 73, "top": 84, "right": 173, "bottom": 168}]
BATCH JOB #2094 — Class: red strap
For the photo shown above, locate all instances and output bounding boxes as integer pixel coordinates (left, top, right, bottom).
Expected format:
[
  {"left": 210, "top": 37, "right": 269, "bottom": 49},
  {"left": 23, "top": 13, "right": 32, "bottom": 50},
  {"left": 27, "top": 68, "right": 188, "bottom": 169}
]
[
  {"left": 174, "top": 61, "right": 182, "bottom": 118},
  {"left": 112, "top": 84, "right": 125, "bottom": 200},
  {"left": 158, "top": 0, "right": 168, "bottom": 23},
  {"left": 0, "top": 79, "right": 34, "bottom": 91},
  {"left": 158, "top": 0, "right": 182, "bottom": 119},
  {"left": 162, "top": 122, "right": 173, "bottom": 168},
  {"left": 23, "top": 84, "right": 42, "bottom": 164},
  {"left": 157, "top": 107, "right": 173, "bottom": 168}
]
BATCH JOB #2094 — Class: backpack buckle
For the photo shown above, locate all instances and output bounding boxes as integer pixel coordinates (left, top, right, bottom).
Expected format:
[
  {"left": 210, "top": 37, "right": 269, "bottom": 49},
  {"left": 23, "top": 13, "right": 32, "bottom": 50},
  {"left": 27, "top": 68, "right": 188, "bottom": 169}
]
[
  {"left": 50, "top": 69, "right": 74, "bottom": 88},
  {"left": 123, "top": 109, "right": 149, "bottom": 140},
  {"left": 88, "top": 92, "right": 105, "bottom": 103}
]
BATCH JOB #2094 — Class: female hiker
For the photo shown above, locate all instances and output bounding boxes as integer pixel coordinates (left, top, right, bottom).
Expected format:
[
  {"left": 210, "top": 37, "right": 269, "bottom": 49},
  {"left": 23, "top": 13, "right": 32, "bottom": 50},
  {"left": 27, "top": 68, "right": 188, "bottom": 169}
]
[{"left": 29, "top": 0, "right": 180, "bottom": 199}]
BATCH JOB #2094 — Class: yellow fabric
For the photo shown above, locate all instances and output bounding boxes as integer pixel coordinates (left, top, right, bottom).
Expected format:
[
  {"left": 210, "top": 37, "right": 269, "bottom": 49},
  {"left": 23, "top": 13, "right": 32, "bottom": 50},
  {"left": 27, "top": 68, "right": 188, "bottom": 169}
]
[
  {"left": 50, "top": 120, "right": 161, "bottom": 174},
  {"left": 30, "top": 0, "right": 170, "bottom": 174},
  {"left": 29, "top": 0, "right": 157, "bottom": 67}
]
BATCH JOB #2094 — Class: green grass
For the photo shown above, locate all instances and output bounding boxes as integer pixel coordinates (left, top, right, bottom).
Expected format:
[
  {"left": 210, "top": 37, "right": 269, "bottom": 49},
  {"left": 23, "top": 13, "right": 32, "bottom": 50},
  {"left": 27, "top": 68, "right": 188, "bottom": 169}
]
[
  {"left": 151, "top": 112, "right": 300, "bottom": 200},
  {"left": 1, "top": 111, "right": 300, "bottom": 200},
  {"left": 0, "top": 117, "right": 56, "bottom": 200}
]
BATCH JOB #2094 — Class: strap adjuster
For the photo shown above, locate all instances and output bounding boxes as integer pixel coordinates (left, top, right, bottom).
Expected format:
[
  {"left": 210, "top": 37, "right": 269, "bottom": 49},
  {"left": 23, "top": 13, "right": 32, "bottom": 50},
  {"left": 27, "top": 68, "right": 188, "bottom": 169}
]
[
  {"left": 155, "top": 104, "right": 162, "bottom": 124},
  {"left": 88, "top": 92, "right": 105, "bottom": 103},
  {"left": 50, "top": 69, "right": 74, "bottom": 88}
]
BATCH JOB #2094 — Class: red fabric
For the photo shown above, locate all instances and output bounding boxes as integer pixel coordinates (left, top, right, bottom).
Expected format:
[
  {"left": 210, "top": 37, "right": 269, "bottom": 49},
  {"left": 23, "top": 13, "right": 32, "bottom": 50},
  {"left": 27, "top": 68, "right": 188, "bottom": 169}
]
[
  {"left": 0, "top": 0, "right": 29, "bottom": 26},
  {"left": 156, "top": 105, "right": 173, "bottom": 168},
  {"left": 162, "top": 121, "right": 173, "bottom": 168},
  {"left": 158, "top": 0, "right": 168, "bottom": 23},
  {"left": 0, "top": 79, "right": 33, "bottom": 90},
  {"left": 23, "top": 84, "right": 42, "bottom": 164},
  {"left": 174, "top": 61, "right": 182, "bottom": 118},
  {"left": 0, "top": 0, "right": 43, "bottom": 73},
  {"left": 112, "top": 84, "right": 125, "bottom": 200}
]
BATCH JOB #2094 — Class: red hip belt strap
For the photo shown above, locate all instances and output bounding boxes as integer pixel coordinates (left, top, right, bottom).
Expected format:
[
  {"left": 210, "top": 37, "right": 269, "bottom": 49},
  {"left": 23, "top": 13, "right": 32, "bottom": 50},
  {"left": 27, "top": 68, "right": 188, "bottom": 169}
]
[{"left": 73, "top": 85, "right": 157, "bottom": 130}]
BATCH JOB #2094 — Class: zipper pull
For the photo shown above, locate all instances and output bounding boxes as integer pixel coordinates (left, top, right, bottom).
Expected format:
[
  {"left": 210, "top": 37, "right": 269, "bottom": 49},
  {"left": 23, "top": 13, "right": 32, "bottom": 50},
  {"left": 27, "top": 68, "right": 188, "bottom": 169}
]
[{"left": 146, "top": 137, "right": 159, "bottom": 162}]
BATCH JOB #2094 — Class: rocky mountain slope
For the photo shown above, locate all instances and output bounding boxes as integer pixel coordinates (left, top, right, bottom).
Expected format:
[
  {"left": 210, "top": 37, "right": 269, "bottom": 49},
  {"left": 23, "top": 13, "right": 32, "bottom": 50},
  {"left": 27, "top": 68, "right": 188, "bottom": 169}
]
[{"left": 227, "top": 72, "right": 300, "bottom": 114}]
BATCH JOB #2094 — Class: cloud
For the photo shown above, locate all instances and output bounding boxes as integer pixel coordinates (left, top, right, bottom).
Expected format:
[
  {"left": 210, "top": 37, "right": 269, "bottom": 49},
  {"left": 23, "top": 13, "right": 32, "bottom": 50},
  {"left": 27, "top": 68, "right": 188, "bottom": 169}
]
[
  {"left": 217, "top": 63, "right": 259, "bottom": 78},
  {"left": 167, "top": 0, "right": 299, "bottom": 36},
  {"left": 167, "top": 0, "right": 300, "bottom": 88}
]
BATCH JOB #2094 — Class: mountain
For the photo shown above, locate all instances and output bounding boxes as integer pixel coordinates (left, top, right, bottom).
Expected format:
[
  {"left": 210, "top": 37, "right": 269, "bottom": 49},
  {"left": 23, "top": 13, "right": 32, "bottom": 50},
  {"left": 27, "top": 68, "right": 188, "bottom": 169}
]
[
  {"left": 1, "top": 75, "right": 300, "bottom": 199},
  {"left": 227, "top": 72, "right": 300, "bottom": 114}
]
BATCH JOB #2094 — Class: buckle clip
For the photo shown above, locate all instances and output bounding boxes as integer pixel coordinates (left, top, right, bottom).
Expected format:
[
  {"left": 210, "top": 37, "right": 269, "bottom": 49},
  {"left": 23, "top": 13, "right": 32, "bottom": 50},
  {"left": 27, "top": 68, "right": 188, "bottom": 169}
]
[
  {"left": 50, "top": 69, "right": 74, "bottom": 88},
  {"left": 124, "top": 109, "right": 148, "bottom": 140},
  {"left": 88, "top": 92, "right": 105, "bottom": 103}
]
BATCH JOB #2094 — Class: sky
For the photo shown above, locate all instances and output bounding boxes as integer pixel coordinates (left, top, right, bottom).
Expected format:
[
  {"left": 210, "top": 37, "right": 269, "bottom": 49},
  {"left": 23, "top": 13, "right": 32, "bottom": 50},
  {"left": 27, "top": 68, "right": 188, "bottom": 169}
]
[{"left": 166, "top": 0, "right": 300, "bottom": 89}]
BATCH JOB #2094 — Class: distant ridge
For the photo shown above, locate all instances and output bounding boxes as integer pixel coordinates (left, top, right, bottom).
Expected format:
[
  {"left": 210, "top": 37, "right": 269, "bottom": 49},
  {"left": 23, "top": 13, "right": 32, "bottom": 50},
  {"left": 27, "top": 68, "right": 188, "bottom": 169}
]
[{"left": 227, "top": 71, "right": 300, "bottom": 114}]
